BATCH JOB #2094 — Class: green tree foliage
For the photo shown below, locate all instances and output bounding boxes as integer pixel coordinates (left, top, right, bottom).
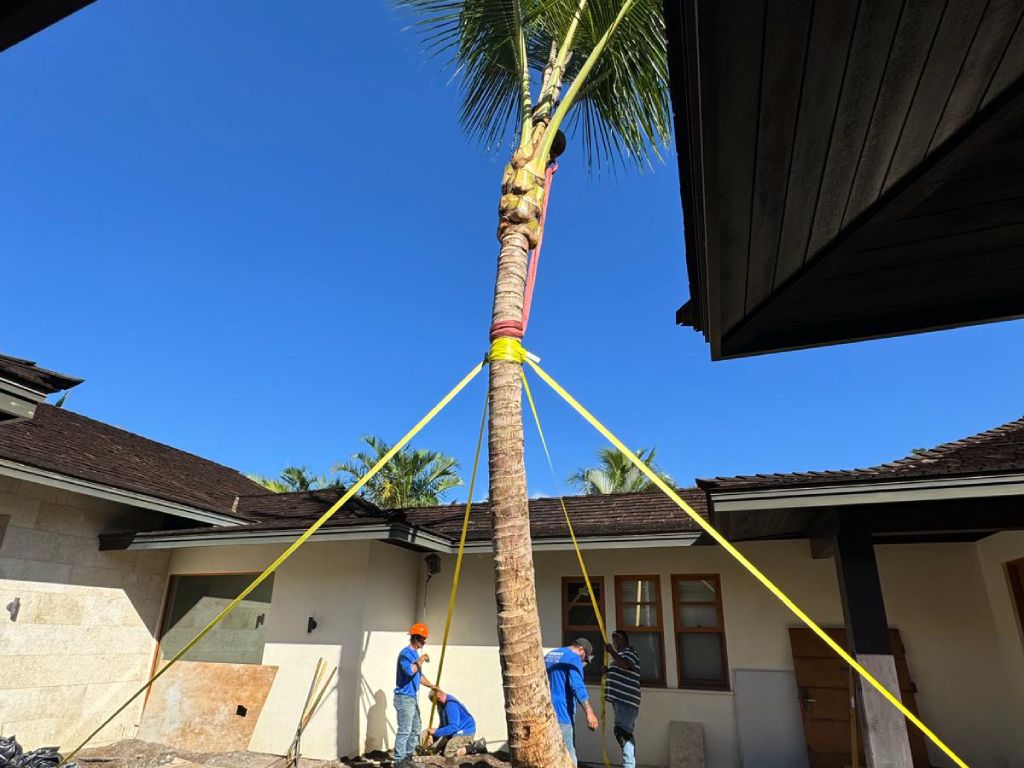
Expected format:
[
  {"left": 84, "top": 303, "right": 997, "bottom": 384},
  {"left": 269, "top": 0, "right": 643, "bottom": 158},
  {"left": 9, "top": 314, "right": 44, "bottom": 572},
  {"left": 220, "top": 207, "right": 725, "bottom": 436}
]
[
  {"left": 334, "top": 435, "right": 463, "bottom": 508},
  {"left": 567, "top": 447, "right": 670, "bottom": 494}
]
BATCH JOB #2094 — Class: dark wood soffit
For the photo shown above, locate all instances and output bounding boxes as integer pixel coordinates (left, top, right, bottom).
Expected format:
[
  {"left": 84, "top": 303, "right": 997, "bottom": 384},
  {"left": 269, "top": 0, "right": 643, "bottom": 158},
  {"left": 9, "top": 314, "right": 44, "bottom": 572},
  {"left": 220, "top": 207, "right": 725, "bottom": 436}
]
[
  {"left": 0, "top": 1, "right": 96, "bottom": 53},
  {"left": 721, "top": 73, "right": 1024, "bottom": 358},
  {"left": 670, "top": 0, "right": 1024, "bottom": 359}
]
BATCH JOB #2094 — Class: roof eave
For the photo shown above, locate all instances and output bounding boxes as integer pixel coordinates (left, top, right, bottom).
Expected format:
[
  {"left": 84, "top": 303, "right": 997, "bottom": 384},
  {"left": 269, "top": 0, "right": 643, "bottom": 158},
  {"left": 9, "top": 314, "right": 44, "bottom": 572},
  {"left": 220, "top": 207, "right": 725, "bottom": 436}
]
[
  {"left": 0, "top": 458, "right": 247, "bottom": 526},
  {"left": 105, "top": 523, "right": 704, "bottom": 553},
  {"left": 708, "top": 472, "right": 1024, "bottom": 512}
]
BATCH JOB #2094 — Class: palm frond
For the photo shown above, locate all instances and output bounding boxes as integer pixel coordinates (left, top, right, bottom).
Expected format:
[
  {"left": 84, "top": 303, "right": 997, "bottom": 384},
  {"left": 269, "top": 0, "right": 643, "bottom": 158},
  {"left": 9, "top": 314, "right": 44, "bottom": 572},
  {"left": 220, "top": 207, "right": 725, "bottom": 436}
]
[
  {"left": 399, "top": 0, "right": 670, "bottom": 170},
  {"left": 567, "top": 445, "right": 670, "bottom": 494},
  {"left": 560, "top": 0, "right": 670, "bottom": 171},
  {"left": 334, "top": 434, "right": 464, "bottom": 509}
]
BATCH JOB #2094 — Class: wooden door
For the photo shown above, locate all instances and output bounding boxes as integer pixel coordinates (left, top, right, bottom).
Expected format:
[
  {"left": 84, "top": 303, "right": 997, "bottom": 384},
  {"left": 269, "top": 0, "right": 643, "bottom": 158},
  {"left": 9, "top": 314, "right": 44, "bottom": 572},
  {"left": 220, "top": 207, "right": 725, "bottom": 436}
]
[{"left": 788, "top": 628, "right": 930, "bottom": 768}]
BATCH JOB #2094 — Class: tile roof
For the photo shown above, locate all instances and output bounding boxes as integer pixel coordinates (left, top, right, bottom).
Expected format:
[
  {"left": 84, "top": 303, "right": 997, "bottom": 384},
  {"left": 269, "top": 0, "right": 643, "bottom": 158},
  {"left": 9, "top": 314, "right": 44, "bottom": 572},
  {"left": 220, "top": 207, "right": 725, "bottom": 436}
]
[
  {"left": 110, "top": 489, "right": 710, "bottom": 547},
  {"left": 700, "top": 416, "right": 1024, "bottom": 491},
  {"left": 0, "top": 404, "right": 270, "bottom": 515}
]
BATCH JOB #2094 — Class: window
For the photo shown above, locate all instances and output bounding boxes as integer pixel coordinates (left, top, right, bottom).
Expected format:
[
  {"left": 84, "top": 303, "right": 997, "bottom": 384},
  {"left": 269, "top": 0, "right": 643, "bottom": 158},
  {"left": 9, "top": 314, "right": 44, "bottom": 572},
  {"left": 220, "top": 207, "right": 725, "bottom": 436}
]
[
  {"left": 672, "top": 574, "right": 728, "bottom": 689},
  {"left": 615, "top": 575, "right": 666, "bottom": 687},
  {"left": 562, "top": 576, "right": 604, "bottom": 683},
  {"left": 159, "top": 573, "right": 274, "bottom": 664},
  {"left": 1009, "top": 558, "right": 1024, "bottom": 637}
]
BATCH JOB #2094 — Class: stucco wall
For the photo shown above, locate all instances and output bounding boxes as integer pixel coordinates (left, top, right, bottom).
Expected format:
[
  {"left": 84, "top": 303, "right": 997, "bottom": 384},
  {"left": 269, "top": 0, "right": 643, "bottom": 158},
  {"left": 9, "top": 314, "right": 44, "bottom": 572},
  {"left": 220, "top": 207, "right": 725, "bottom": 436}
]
[
  {"left": 162, "top": 535, "right": 1024, "bottom": 768},
  {"left": 413, "top": 540, "right": 1024, "bottom": 768},
  {"left": 0, "top": 476, "right": 170, "bottom": 748},
  {"left": 167, "top": 540, "right": 422, "bottom": 760}
]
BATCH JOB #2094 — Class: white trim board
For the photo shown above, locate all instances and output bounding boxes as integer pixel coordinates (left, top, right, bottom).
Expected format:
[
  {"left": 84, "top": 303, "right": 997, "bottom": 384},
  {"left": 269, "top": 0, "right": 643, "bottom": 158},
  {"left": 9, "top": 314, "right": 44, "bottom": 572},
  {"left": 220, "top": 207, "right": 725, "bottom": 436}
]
[
  {"left": 710, "top": 473, "right": 1024, "bottom": 512},
  {"left": 0, "top": 458, "right": 245, "bottom": 527},
  {"left": 120, "top": 525, "right": 702, "bottom": 553}
]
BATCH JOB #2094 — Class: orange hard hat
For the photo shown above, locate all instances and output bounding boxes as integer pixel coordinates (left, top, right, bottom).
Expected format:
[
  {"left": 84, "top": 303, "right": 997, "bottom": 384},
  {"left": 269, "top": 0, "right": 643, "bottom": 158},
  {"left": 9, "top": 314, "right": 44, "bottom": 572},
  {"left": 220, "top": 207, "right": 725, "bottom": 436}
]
[{"left": 410, "top": 623, "right": 430, "bottom": 638}]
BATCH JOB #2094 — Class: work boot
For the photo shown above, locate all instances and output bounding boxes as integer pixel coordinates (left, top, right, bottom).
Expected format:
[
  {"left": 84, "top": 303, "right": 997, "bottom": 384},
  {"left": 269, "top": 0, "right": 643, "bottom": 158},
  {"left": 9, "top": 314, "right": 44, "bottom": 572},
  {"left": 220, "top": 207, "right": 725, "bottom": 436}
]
[{"left": 466, "top": 739, "right": 487, "bottom": 755}]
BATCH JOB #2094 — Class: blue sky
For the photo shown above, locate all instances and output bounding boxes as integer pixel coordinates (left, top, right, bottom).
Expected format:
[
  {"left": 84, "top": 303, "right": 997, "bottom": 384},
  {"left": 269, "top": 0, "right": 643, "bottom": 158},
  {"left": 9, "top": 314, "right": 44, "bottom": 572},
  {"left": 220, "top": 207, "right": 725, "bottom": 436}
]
[{"left": 4, "top": 1, "right": 1024, "bottom": 500}]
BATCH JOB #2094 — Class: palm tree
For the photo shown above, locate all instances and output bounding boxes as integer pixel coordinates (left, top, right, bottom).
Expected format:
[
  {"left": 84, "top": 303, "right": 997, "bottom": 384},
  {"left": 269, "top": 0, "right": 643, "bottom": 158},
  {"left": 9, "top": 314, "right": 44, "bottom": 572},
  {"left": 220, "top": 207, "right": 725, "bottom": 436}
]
[
  {"left": 248, "top": 466, "right": 339, "bottom": 493},
  {"left": 398, "top": 2, "right": 669, "bottom": 765},
  {"left": 334, "top": 435, "right": 463, "bottom": 508},
  {"left": 568, "top": 447, "right": 670, "bottom": 494}
]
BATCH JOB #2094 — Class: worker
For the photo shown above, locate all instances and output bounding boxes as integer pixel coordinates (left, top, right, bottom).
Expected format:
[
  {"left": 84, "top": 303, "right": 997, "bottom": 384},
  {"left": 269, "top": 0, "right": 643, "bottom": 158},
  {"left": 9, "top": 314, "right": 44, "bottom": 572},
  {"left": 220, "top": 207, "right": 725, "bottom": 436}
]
[
  {"left": 605, "top": 630, "right": 641, "bottom": 768},
  {"left": 394, "top": 622, "right": 434, "bottom": 767},
  {"left": 426, "top": 688, "right": 486, "bottom": 757},
  {"left": 545, "top": 638, "right": 599, "bottom": 765}
]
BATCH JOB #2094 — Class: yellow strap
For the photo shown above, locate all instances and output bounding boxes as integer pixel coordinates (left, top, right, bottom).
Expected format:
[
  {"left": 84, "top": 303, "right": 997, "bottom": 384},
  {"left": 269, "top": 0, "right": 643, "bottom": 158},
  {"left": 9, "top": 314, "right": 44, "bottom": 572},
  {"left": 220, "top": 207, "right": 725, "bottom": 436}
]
[
  {"left": 423, "top": 388, "right": 489, "bottom": 744},
  {"left": 489, "top": 336, "right": 528, "bottom": 364},
  {"left": 525, "top": 357, "right": 970, "bottom": 768},
  {"left": 521, "top": 370, "right": 612, "bottom": 768},
  {"left": 60, "top": 360, "right": 486, "bottom": 766}
]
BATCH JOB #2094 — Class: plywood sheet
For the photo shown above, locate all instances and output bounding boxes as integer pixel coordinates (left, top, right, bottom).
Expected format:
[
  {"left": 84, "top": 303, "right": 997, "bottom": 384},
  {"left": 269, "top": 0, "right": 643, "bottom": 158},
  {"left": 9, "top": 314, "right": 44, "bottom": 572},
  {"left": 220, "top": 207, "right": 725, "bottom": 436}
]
[{"left": 139, "top": 661, "right": 278, "bottom": 752}]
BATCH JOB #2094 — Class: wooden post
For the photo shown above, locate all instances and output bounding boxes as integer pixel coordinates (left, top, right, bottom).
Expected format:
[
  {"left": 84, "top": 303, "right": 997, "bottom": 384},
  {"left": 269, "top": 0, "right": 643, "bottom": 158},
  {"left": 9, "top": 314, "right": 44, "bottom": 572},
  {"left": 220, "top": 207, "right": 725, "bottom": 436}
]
[{"left": 832, "top": 517, "right": 913, "bottom": 768}]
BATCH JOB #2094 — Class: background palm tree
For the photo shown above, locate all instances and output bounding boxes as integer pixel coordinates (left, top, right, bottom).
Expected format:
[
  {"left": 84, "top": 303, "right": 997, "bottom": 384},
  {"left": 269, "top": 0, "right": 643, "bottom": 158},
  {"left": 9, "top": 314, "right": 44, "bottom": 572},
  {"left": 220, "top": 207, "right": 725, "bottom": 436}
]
[
  {"left": 334, "top": 435, "right": 463, "bottom": 508},
  {"left": 568, "top": 446, "right": 670, "bottom": 494},
  {"left": 248, "top": 466, "right": 339, "bottom": 493},
  {"left": 399, "top": 2, "right": 669, "bottom": 765}
]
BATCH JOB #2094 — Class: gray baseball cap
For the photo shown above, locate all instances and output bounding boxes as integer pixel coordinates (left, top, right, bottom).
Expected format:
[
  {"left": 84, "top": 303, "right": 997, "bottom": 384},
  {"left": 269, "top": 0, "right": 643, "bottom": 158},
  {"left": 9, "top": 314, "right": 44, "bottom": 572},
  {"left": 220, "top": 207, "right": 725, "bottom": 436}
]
[{"left": 574, "top": 637, "right": 595, "bottom": 663}]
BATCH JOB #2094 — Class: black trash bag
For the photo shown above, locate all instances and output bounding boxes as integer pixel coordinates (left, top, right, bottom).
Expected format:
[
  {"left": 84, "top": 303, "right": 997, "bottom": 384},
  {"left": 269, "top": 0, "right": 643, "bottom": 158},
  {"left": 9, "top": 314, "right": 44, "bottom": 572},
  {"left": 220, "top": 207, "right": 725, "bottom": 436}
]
[
  {"left": 0, "top": 735, "right": 24, "bottom": 763},
  {"left": 12, "top": 747, "right": 67, "bottom": 768}
]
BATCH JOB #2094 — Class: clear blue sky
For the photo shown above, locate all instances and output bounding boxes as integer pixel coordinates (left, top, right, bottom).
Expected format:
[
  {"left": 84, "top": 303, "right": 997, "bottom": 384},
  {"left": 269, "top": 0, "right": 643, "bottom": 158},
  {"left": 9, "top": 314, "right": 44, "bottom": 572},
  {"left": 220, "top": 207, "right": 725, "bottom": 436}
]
[{"left": 4, "top": 1, "right": 1024, "bottom": 499}]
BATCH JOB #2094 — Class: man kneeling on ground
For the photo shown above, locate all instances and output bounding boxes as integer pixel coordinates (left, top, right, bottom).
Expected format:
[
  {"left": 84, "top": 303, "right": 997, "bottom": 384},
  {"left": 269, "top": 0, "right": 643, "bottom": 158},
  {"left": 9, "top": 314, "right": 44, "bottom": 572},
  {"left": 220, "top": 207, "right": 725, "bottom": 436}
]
[{"left": 427, "top": 689, "right": 487, "bottom": 757}]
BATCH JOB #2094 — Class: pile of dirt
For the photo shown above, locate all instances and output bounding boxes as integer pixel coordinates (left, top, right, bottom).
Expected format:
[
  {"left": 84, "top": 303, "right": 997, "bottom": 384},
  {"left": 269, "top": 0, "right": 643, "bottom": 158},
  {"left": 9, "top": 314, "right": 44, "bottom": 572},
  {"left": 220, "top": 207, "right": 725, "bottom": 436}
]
[{"left": 74, "top": 742, "right": 511, "bottom": 768}]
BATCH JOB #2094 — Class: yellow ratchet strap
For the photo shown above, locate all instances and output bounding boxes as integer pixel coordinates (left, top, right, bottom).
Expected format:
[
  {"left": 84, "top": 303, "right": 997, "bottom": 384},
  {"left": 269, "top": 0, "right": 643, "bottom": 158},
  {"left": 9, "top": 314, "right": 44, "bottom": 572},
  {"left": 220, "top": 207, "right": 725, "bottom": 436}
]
[
  {"left": 423, "top": 388, "right": 489, "bottom": 745},
  {"left": 525, "top": 357, "right": 969, "bottom": 768},
  {"left": 61, "top": 360, "right": 487, "bottom": 767},
  {"left": 488, "top": 336, "right": 528, "bottom": 364},
  {"left": 521, "top": 369, "right": 612, "bottom": 768}
]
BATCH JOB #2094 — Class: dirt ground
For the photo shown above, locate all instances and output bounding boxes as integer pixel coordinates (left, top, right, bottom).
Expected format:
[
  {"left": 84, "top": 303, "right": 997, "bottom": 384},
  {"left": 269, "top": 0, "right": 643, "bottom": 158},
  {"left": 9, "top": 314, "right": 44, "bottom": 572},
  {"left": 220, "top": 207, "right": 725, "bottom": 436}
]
[{"left": 77, "top": 741, "right": 511, "bottom": 768}]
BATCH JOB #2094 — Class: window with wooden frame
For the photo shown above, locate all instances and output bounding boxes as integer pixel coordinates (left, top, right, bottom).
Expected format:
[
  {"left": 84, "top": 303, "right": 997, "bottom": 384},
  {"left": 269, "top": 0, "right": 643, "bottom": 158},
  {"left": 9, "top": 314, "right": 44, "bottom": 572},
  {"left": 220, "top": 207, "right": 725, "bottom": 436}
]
[
  {"left": 562, "top": 576, "right": 604, "bottom": 683},
  {"left": 672, "top": 574, "right": 728, "bottom": 689},
  {"left": 1008, "top": 558, "right": 1024, "bottom": 637},
  {"left": 615, "top": 575, "right": 666, "bottom": 687}
]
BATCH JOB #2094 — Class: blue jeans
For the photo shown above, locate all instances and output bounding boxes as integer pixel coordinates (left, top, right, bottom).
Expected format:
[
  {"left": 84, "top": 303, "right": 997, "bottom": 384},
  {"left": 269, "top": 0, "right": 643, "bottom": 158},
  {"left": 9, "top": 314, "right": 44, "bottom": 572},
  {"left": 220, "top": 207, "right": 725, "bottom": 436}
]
[
  {"left": 612, "top": 701, "right": 638, "bottom": 768},
  {"left": 559, "top": 722, "right": 577, "bottom": 765},
  {"left": 394, "top": 693, "right": 421, "bottom": 761}
]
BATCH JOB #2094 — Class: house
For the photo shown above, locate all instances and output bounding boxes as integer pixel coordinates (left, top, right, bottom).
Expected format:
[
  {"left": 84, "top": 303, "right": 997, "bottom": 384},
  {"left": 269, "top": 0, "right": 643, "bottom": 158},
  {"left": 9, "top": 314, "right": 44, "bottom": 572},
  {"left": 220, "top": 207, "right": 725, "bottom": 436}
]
[
  {"left": 28, "top": 413, "right": 1017, "bottom": 767},
  {"left": 0, "top": 355, "right": 272, "bottom": 747}
]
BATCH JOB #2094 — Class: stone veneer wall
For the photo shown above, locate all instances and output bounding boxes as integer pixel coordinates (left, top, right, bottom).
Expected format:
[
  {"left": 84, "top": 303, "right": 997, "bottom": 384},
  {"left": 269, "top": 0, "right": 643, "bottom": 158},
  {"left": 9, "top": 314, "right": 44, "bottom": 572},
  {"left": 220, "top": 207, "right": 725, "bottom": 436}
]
[{"left": 0, "top": 475, "right": 171, "bottom": 748}]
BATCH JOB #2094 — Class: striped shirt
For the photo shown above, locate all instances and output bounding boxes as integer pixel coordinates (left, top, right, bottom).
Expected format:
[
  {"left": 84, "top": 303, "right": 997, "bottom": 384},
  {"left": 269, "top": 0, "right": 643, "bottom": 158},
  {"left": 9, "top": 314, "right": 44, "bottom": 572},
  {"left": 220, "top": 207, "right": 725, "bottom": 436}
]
[{"left": 605, "top": 646, "right": 641, "bottom": 708}]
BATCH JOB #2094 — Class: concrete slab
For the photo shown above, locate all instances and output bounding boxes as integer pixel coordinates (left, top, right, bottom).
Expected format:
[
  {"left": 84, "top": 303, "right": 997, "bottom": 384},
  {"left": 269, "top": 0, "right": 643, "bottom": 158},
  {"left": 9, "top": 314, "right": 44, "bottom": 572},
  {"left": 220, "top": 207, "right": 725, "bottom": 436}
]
[{"left": 669, "top": 721, "right": 704, "bottom": 768}]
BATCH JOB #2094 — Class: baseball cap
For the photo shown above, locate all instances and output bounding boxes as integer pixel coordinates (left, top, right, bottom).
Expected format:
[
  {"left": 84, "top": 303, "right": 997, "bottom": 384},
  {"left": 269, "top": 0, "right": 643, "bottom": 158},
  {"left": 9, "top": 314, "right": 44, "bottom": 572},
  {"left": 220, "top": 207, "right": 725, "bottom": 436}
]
[{"left": 574, "top": 637, "right": 595, "bottom": 663}]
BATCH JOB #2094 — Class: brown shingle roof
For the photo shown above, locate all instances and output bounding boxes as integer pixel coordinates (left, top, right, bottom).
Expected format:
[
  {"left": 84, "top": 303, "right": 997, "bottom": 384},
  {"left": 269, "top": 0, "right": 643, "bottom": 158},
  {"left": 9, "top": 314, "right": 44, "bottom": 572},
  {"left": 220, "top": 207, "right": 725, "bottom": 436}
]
[
  {"left": 403, "top": 490, "right": 708, "bottom": 540},
  {"left": 0, "top": 404, "right": 270, "bottom": 515},
  {"left": 237, "top": 487, "right": 383, "bottom": 521},
  {"left": 701, "top": 416, "right": 1024, "bottom": 491},
  {"left": 109, "top": 489, "right": 709, "bottom": 548}
]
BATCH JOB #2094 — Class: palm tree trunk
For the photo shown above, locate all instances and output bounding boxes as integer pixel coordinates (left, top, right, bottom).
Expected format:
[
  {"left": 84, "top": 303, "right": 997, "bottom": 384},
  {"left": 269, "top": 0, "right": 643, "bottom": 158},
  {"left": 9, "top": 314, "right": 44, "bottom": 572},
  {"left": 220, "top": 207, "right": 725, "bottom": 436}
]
[{"left": 488, "top": 188, "right": 572, "bottom": 765}]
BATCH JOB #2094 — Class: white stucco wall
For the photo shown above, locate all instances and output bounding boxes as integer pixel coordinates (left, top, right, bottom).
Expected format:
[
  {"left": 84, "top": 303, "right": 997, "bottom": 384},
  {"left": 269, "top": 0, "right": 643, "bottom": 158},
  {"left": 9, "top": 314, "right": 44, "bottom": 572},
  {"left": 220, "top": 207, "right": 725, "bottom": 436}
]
[
  {"left": 162, "top": 533, "right": 1024, "bottom": 768},
  {"left": 0, "top": 476, "right": 170, "bottom": 748},
  {"left": 413, "top": 540, "right": 1024, "bottom": 768},
  {"left": 166, "top": 539, "right": 422, "bottom": 760}
]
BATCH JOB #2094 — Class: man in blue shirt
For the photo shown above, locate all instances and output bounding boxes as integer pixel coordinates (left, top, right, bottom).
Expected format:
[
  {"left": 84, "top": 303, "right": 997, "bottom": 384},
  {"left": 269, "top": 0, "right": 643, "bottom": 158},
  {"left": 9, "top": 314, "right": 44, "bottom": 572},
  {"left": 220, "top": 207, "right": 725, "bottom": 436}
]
[
  {"left": 394, "top": 623, "right": 434, "bottom": 767},
  {"left": 426, "top": 688, "right": 486, "bottom": 757},
  {"left": 545, "top": 638, "right": 599, "bottom": 765}
]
